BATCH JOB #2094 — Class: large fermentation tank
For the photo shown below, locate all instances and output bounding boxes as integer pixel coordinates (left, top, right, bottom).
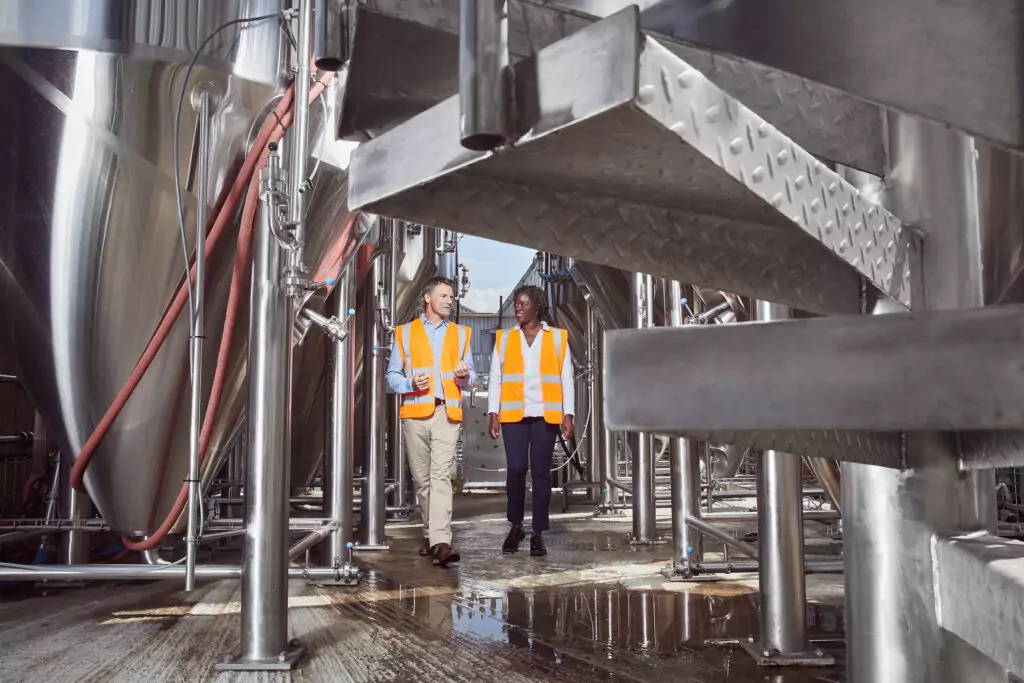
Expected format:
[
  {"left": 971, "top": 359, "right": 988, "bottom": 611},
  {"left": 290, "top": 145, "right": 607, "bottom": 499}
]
[{"left": 0, "top": 0, "right": 355, "bottom": 534}]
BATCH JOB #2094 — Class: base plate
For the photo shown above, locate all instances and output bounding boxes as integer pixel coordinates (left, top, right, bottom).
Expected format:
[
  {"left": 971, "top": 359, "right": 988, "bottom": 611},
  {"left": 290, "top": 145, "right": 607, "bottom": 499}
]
[
  {"left": 215, "top": 640, "right": 306, "bottom": 671},
  {"left": 740, "top": 639, "right": 836, "bottom": 667}
]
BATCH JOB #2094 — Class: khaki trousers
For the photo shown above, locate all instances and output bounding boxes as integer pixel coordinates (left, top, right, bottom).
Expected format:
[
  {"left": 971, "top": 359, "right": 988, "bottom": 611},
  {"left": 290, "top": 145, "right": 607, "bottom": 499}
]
[{"left": 402, "top": 405, "right": 461, "bottom": 547}]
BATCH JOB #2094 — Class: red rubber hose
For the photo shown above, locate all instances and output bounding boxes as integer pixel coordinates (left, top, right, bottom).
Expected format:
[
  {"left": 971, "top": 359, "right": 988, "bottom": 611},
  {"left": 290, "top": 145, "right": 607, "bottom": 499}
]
[
  {"left": 116, "top": 74, "right": 338, "bottom": 551},
  {"left": 68, "top": 84, "right": 297, "bottom": 493}
]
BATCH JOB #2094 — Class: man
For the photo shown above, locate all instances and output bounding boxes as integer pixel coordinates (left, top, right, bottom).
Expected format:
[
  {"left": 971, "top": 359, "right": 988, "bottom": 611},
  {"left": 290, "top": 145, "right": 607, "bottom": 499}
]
[{"left": 386, "top": 276, "right": 475, "bottom": 567}]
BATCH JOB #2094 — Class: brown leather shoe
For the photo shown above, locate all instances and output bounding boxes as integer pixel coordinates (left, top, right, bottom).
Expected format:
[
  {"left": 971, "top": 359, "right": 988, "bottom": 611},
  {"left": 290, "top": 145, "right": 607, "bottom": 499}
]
[
  {"left": 430, "top": 543, "right": 461, "bottom": 568},
  {"left": 418, "top": 538, "right": 431, "bottom": 556}
]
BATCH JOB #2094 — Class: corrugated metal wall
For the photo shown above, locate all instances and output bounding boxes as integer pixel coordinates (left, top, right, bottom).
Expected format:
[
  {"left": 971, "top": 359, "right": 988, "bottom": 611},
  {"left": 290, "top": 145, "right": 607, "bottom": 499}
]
[
  {"left": 459, "top": 255, "right": 546, "bottom": 381},
  {"left": 460, "top": 313, "right": 499, "bottom": 378}
]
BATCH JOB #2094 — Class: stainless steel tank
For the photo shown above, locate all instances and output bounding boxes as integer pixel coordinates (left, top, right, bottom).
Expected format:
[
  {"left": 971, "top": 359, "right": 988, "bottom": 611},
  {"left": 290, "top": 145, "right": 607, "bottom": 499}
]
[{"left": 0, "top": 0, "right": 355, "bottom": 534}]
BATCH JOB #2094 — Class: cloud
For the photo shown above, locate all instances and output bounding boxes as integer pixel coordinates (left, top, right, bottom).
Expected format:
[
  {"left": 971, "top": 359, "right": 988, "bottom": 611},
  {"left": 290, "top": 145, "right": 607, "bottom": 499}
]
[{"left": 460, "top": 286, "right": 508, "bottom": 314}]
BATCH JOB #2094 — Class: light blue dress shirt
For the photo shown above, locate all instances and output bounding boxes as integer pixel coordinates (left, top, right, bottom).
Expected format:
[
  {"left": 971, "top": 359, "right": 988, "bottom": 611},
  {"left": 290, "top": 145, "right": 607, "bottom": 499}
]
[{"left": 385, "top": 315, "right": 476, "bottom": 399}]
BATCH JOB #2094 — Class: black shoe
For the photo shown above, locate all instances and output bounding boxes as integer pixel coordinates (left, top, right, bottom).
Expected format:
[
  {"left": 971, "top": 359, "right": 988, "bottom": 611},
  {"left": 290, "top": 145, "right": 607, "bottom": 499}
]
[
  {"left": 502, "top": 524, "right": 526, "bottom": 554},
  {"left": 530, "top": 533, "right": 547, "bottom": 557}
]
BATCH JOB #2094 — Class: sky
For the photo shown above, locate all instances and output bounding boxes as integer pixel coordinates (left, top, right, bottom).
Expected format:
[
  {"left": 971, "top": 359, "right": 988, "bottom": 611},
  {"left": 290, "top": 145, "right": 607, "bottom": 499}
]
[{"left": 458, "top": 235, "right": 536, "bottom": 313}]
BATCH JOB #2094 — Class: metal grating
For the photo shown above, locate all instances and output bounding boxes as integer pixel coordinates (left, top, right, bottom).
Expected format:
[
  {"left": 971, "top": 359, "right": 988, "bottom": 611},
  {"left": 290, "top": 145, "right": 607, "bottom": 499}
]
[{"left": 349, "top": 8, "right": 911, "bottom": 315}]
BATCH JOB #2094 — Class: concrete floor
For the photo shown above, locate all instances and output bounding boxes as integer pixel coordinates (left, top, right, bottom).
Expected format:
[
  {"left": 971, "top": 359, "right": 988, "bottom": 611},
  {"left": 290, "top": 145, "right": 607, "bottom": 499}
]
[{"left": 0, "top": 493, "right": 845, "bottom": 682}]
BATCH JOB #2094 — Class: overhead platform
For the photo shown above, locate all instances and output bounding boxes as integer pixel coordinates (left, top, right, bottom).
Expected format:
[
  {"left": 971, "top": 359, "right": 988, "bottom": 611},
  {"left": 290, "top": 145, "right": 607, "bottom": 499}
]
[
  {"left": 349, "top": 8, "right": 913, "bottom": 316},
  {"left": 339, "top": 0, "right": 887, "bottom": 175},
  {"left": 626, "top": 0, "right": 1024, "bottom": 156}
]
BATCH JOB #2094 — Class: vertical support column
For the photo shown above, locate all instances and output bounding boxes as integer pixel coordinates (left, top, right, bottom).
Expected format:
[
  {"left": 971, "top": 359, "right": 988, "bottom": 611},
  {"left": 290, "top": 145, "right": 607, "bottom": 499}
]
[
  {"left": 843, "top": 114, "right": 1003, "bottom": 683},
  {"left": 59, "top": 454, "right": 90, "bottom": 565},
  {"left": 219, "top": 148, "right": 305, "bottom": 671},
  {"left": 630, "top": 272, "right": 657, "bottom": 542},
  {"left": 322, "top": 266, "right": 359, "bottom": 583},
  {"left": 387, "top": 225, "right": 407, "bottom": 517},
  {"left": 743, "top": 301, "right": 828, "bottom": 666},
  {"left": 458, "top": 0, "right": 510, "bottom": 151},
  {"left": 586, "top": 304, "right": 604, "bottom": 503},
  {"left": 667, "top": 281, "right": 702, "bottom": 574},
  {"left": 358, "top": 245, "right": 388, "bottom": 549}
]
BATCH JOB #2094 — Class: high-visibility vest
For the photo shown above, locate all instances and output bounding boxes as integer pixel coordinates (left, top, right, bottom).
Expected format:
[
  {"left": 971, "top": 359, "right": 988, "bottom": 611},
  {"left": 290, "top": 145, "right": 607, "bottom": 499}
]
[
  {"left": 495, "top": 326, "right": 568, "bottom": 425},
  {"left": 394, "top": 318, "right": 471, "bottom": 422}
]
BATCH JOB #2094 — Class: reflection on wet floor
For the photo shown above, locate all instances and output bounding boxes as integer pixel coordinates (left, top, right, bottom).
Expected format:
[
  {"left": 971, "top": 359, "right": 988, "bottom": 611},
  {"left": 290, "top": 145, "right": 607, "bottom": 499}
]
[{"left": 357, "top": 569, "right": 845, "bottom": 683}]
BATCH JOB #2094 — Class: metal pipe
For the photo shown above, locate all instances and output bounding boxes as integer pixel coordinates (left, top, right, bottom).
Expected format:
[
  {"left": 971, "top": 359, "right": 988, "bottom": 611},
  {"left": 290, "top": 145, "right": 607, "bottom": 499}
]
[
  {"left": 696, "top": 560, "right": 844, "bottom": 575},
  {"left": 324, "top": 267, "right": 356, "bottom": 568},
  {"left": 288, "top": 0, "right": 312, "bottom": 227},
  {"left": 804, "top": 456, "right": 842, "bottom": 515},
  {"left": 685, "top": 516, "right": 758, "bottom": 560},
  {"left": 359, "top": 232, "right": 388, "bottom": 546},
  {"left": 755, "top": 298, "right": 809, "bottom": 657},
  {"left": 312, "top": 0, "right": 346, "bottom": 71},
  {"left": 630, "top": 272, "right": 656, "bottom": 541},
  {"left": 0, "top": 564, "right": 354, "bottom": 582},
  {"left": 668, "top": 281, "right": 703, "bottom": 570},
  {"left": 288, "top": 522, "right": 338, "bottom": 561},
  {"left": 458, "top": 0, "right": 510, "bottom": 151},
  {"left": 184, "top": 87, "right": 212, "bottom": 592},
  {"left": 586, "top": 304, "right": 604, "bottom": 504},
  {"left": 59, "top": 455, "right": 91, "bottom": 564},
  {"left": 200, "top": 530, "right": 246, "bottom": 543},
  {"left": 142, "top": 547, "right": 171, "bottom": 565},
  {"left": 387, "top": 225, "right": 407, "bottom": 512},
  {"left": 238, "top": 148, "right": 294, "bottom": 665}
]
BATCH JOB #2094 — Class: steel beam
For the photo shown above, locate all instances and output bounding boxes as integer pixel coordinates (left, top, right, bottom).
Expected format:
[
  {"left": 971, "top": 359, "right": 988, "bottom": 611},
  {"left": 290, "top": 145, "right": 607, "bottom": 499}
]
[
  {"left": 605, "top": 304, "right": 1024, "bottom": 434},
  {"left": 932, "top": 533, "right": 1024, "bottom": 679}
]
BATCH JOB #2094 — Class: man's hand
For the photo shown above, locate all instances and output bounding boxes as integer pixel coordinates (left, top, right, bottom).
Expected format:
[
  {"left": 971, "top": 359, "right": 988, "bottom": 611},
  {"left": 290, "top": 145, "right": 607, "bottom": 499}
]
[
  {"left": 489, "top": 414, "right": 500, "bottom": 439},
  {"left": 561, "top": 415, "right": 575, "bottom": 440},
  {"left": 454, "top": 360, "right": 469, "bottom": 379},
  {"left": 412, "top": 373, "right": 430, "bottom": 392}
]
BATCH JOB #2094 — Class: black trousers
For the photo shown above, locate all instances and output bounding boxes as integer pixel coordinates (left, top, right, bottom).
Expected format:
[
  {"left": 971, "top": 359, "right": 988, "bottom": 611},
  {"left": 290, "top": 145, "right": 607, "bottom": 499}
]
[{"left": 501, "top": 417, "right": 559, "bottom": 532}]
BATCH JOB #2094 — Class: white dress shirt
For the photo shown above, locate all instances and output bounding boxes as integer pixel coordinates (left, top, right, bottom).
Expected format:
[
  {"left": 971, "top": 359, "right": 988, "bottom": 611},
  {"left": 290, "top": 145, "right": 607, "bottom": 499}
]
[{"left": 487, "top": 323, "right": 575, "bottom": 418}]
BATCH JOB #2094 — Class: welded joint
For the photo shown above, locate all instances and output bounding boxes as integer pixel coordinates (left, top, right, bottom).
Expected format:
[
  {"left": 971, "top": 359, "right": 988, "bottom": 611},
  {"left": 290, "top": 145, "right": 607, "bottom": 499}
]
[{"left": 932, "top": 531, "right": 1024, "bottom": 678}]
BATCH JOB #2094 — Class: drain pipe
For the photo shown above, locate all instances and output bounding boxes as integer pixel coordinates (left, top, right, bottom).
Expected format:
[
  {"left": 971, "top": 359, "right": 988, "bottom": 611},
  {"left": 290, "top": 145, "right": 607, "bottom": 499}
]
[
  {"left": 313, "top": 0, "right": 347, "bottom": 71},
  {"left": 185, "top": 84, "right": 215, "bottom": 592},
  {"left": 458, "top": 0, "right": 510, "bottom": 151},
  {"left": 323, "top": 264, "right": 359, "bottom": 580}
]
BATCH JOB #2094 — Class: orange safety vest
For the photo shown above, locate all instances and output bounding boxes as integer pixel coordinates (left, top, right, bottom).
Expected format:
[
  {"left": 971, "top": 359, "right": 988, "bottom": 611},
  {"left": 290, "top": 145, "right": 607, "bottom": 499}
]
[
  {"left": 394, "top": 318, "right": 471, "bottom": 422},
  {"left": 495, "top": 326, "right": 568, "bottom": 425}
]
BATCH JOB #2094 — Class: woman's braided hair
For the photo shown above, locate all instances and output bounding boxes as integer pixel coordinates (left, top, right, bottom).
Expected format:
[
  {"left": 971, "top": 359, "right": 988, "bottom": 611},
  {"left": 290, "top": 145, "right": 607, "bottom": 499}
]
[{"left": 512, "top": 285, "right": 550, "bottom": 324}]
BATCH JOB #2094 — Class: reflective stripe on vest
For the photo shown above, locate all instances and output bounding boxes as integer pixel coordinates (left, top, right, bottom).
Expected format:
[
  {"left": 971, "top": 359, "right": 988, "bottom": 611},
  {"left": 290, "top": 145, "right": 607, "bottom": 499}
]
[
  {"left": 496, "top": 326, "right": 567, "bottom": 425},
  {"left": 396, "top": 318, "right": 471, "bottom": 422}
]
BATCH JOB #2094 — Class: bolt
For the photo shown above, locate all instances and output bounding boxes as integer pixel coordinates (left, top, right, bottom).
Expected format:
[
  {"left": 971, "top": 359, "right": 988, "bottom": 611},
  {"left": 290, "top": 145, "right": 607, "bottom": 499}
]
[
  {"left": 747, "top": 636, "right": 754, "bottom": 643},
  {"left": 762, "top": 650, "right": 771, "bottom": 658},
  {"left": 278, "top": 652, "right": 287, "bottom": 662},
  {"left": 815, "top": 649, "right": 825, "bottom": 657}
]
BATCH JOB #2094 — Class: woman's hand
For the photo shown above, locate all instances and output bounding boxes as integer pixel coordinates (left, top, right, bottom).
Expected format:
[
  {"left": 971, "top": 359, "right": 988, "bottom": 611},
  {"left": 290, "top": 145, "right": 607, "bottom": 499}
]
[
  {"left": 561, "top": 415, "right": 575, "bottom": 440},
  {"left": 489, "top": 414, "right": 500, "bottom": 439}
]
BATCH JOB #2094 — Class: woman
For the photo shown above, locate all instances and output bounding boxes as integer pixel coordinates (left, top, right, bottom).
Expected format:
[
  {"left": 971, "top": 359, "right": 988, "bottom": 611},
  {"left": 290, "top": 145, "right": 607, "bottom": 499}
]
[{"left": 488, "top": 286, "right": 575, "bottom": 557}]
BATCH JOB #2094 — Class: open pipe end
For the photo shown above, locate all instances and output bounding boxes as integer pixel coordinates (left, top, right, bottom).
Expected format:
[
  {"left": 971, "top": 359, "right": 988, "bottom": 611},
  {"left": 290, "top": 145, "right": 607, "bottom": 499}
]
[{"left": 460, "top": 132, "right": 506, "bottom": 152}]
